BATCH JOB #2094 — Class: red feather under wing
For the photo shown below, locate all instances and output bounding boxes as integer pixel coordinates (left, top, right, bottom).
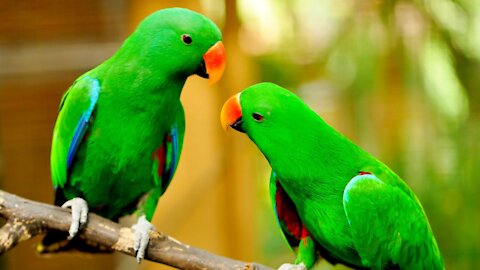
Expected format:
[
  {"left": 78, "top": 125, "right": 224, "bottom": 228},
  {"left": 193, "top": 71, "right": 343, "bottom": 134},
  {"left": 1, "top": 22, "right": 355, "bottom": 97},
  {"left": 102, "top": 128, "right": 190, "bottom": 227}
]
[
  {"left": 151, "top": 127, "right": 180, "bottom": 194},
  {"left": 275, "top": 180, "right": 311, "bottom": 248},
  {"left": 152, "top": 144, "right": 166, "bottom": 178}
]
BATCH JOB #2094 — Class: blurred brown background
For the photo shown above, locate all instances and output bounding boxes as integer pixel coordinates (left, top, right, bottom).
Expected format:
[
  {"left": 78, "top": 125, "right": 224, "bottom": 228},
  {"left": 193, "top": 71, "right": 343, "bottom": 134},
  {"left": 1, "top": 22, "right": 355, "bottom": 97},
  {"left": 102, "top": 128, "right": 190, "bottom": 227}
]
[{"left": 0, "top": 0, "right": 479, "bottom": 269}]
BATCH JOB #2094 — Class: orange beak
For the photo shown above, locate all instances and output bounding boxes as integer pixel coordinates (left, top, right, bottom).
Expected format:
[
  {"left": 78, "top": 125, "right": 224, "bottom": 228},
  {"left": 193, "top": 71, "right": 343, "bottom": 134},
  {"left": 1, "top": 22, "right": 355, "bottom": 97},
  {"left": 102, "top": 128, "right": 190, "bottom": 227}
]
[
  {"left": 203, "top": 41, "right": 226, "bottom": 85},
  {"left": 220, "top": 93, "right": 242, "bottom": 131}
]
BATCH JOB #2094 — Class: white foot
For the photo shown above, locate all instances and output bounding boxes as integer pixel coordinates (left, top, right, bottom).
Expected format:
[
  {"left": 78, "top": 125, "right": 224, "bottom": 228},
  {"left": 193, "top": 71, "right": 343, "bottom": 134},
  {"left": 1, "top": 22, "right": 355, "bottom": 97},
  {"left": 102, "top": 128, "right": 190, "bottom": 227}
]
[
  {"left": 61, "top": 197, "right": 89, "bottom": 240},
  {"left": 278, "top": 263, "right": 306, "bottom": 270},
  {"left": 132, "top": 215, "right": 154, "bottom": 263}
]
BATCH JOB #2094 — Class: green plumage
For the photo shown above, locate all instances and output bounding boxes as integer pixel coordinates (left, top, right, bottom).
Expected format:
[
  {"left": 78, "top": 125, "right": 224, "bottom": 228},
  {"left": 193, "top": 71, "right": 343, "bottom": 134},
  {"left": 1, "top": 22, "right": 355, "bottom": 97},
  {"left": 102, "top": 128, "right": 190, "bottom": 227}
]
[
  {"left": 50, "top": 8, "right": 221, "bottom": 221},
  {"left": 233, "top": 83, "right": 443, "bottom": 269}
]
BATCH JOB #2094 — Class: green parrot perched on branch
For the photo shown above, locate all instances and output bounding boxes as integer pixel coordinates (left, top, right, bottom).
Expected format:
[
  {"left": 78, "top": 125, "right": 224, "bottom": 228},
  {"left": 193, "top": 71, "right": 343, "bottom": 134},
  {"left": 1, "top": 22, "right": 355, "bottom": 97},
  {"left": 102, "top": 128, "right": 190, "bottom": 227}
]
[
  {"left": 221, "top": 83, "right": 443, "bottom": 270},
  {"left": 39, "top": 8, "right": 226, "bottom": 262}
]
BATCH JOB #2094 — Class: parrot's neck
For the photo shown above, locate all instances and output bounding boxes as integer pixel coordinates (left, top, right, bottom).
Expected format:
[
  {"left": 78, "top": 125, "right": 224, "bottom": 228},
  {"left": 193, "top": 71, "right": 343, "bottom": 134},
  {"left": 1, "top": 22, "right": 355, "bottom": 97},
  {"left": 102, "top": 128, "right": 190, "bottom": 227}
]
[
  {"left": 87, "top": 55, "right": 186, "bottom": 125},
  {"left": 264, "top": 117, "right": 371, "bottom": 188},
  {"left": 93, "top": 51, "right": 187, "bottom": 97}
]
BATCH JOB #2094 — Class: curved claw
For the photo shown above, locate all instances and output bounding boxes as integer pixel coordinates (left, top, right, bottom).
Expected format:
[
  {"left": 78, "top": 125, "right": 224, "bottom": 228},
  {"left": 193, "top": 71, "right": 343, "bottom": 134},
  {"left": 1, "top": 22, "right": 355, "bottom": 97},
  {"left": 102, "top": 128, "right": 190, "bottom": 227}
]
[
  {"left": 61, "top": 197, "right": 89, "bottom": 240},
  {"left": 132, "top": 215, "right": 155, "bottom": 263},
  {"left": 278, "top": 263, "right": 306, "bottom": 270}
]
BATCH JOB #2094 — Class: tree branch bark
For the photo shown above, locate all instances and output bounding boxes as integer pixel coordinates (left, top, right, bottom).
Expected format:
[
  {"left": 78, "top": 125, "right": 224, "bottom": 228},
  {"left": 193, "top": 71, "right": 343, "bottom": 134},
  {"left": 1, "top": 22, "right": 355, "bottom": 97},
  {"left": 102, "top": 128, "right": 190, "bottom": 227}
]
[{"left": 0, "top": 190, "right": 273, "bottom": 270}]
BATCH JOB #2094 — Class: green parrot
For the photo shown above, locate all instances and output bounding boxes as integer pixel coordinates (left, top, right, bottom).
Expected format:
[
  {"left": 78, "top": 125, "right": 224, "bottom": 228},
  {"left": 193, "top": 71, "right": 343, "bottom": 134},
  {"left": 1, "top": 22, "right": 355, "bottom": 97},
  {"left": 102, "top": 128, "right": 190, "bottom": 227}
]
[
  {"left": 221, "top": 83, "right": 443, "bottom": 270},
  {"left": 39, "top": 8, "right": 226, "bottom": 262}
]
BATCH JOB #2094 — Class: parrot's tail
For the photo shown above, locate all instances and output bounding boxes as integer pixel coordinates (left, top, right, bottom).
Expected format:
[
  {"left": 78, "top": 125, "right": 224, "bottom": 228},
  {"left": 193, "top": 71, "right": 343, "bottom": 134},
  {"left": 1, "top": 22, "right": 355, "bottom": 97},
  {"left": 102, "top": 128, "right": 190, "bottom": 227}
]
[
  {"left": 36, "top": 190, "right": 72, "bottom": 253},
  {"left": 38, "top": 230, "right": 112, "bottom": 254},
  {"left": 37, "top": 230, "right": 70, "bottom": 253}
]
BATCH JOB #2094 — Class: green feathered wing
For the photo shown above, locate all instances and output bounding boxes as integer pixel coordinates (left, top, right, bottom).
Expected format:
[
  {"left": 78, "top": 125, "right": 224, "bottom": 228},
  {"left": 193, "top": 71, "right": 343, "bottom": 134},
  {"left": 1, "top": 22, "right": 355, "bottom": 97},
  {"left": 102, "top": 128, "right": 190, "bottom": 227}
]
[
  {"left": 50, "top": 75, "right": 100, "bottom": 189},
  {"left": 343, "top": 173, "right": 444, "bottom": 269}
]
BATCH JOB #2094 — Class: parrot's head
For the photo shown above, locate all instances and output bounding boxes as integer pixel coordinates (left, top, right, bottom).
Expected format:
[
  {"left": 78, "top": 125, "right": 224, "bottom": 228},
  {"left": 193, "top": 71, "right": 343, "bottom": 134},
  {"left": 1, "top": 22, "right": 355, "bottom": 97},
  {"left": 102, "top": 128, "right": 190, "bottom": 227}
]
[
  {"left": 221, "top": 83, "right": 322, "bottom": 165},
  {"left": 121, "top": 8, "right": 225, "bottom": 85}
]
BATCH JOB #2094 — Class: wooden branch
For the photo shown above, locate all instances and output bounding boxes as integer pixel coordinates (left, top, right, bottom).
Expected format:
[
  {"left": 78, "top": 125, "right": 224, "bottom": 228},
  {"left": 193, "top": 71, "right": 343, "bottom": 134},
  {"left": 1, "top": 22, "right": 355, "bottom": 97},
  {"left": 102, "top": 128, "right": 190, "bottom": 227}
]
[{"left": 0, "top": 190, "right": 273, "bottom": 270}]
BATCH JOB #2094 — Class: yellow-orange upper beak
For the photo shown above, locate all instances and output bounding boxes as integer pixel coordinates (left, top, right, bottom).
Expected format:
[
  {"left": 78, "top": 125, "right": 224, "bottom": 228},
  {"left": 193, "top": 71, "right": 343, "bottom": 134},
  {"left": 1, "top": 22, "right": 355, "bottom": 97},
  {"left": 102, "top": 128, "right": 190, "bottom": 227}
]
[
  {"left": 203, "top": 41, "right": 226, "bottom": 85},
  {"left": 220, "top": 93, "right": 242, "bottom": 131}
]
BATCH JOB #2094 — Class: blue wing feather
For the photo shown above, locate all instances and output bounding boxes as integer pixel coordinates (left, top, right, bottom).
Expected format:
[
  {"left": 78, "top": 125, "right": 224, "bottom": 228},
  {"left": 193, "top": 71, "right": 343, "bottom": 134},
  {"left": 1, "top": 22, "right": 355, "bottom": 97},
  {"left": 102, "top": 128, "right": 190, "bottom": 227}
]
[
  {"left": 168, "top": 124, "right": 179, "bottom": 180},
  {"left": 67, "top": 116, "right": 88, "bottom": 169},
  {"left": 162, "top": 124, "right": 180, "bottom": 191},
  {"left": 66, "top": 78, "right": 99, "bottom": 170},
  {"left": 152, "top": 123, "right": 182, "bottom": 194}
]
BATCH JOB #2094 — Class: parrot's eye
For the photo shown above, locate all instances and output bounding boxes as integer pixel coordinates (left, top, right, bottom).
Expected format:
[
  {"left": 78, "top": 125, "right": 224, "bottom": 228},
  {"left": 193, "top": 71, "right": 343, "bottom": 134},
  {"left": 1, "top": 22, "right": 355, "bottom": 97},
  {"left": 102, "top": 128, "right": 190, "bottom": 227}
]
[
  {"left": 252, "top": 112, "right": 264, "bottom": 122},
  {"left": 181, "top": 34, "right": 192, "bottom": 45}
]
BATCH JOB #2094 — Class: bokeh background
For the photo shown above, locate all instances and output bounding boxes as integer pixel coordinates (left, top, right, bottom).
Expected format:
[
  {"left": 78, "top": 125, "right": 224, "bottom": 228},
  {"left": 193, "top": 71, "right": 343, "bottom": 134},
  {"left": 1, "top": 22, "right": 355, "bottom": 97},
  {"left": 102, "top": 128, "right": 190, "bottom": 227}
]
[{"left": 0, "top": 0, "right": 479, "bottom": 269}]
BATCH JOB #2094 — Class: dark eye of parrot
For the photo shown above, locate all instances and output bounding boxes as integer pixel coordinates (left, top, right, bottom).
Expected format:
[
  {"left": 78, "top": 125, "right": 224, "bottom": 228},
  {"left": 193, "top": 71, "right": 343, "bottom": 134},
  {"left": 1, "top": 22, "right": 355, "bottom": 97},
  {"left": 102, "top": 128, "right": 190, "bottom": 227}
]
[
  {"left": 252, "top": 112, "right": 264, "bottom": 122},
  {"left": 181, "top": 34, "right": 192, "bottom": 45}
]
